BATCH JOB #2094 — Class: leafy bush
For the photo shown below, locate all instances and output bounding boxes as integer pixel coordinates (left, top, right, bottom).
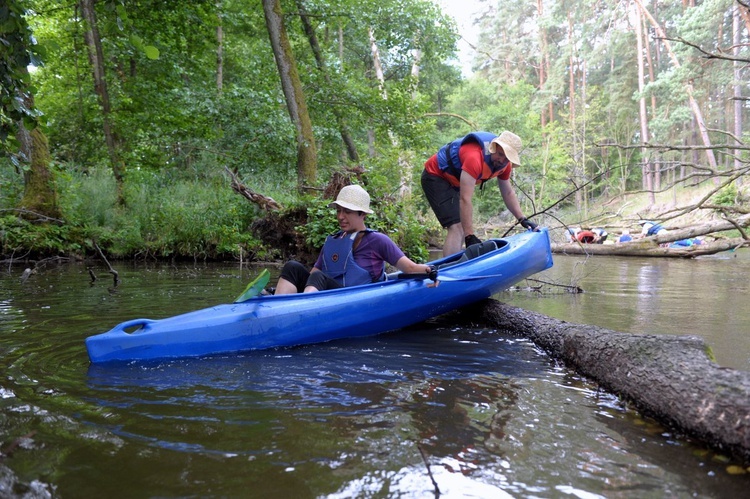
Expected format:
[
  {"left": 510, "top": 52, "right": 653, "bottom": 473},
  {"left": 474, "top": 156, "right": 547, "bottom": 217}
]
[{"left": 711, "top": 184, "right": 737, "bottom": 206}]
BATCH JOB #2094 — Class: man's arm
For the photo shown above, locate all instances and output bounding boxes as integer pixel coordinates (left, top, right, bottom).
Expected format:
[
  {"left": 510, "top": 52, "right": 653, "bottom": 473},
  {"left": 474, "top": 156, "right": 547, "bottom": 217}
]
[{"left": 459, "top": 170, "right": 477, "bottom": 237}]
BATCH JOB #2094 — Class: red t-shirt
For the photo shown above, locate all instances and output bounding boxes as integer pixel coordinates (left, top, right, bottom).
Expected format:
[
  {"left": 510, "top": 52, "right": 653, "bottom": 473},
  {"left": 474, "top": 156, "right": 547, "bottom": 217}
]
[{"left": 424, "top": 142, "right": 512, "bottom": 187}]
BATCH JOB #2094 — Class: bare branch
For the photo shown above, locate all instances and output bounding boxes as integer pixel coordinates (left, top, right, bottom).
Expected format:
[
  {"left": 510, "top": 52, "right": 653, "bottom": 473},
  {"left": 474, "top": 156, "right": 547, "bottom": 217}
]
[
  {"left": 659, "top": 35, "right": 750, "bottom": 64},
  {"left": 423, "top": 112, "right": 478, "bottom": 129}
]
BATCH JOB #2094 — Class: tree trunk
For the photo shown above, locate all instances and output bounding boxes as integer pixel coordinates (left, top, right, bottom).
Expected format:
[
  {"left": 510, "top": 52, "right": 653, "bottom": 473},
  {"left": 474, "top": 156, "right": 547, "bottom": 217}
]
[
  {"left": 567, "top": 13, "right": 583, "bottom": 211},
  {"left": 634, "top": 0, "right": 718, "bottom": 172},
  {"left": 262, "top": 0, "right": 317, "bottom": 188},
  {"left": 295, "top": 0, "right": 359, "bottom": 162},
  {"left": 217, "top": 5, "right": 223, "bottom": 93},
  {"left": 733, "top": 6, "right": 743, "bottom": 187},
  {"left": 537, "top": 0, "right": 551, "bottom": 128},
  {"left": 79, "top": 0, "right": 125, "bottom": 205},
  {"left": 19, "top": 125, "right": 62, "bottom": 220},
  {"left": 465, "top": 300, "right": 750, "bottom": 463},
  {"left": 634, "top": 4, "right": 654, "bottom": 202},
  {"left": 368, "top": 26, "right": 412, "bottom": 198}
]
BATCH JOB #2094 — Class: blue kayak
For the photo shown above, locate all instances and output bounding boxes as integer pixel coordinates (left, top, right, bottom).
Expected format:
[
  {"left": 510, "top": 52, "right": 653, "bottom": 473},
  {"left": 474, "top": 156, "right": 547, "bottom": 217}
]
[{"left": 85, "top": 228, "right": 553, "bottom": 363}]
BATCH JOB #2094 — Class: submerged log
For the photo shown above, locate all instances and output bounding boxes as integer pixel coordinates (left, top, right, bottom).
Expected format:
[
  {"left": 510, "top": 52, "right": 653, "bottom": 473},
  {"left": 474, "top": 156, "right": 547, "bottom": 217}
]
[{"left": 467, "top": 299, "right": 750, "bottom": 463}]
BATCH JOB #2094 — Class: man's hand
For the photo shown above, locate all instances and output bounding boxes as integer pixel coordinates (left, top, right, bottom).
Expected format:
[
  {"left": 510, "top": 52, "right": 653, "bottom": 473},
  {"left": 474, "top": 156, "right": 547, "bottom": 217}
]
[
  {"left": 519, "top": 218, "right": 538, "bottom": 231},
  {"left": 464, "top": 234, "right": 482, "bottom": 247}
]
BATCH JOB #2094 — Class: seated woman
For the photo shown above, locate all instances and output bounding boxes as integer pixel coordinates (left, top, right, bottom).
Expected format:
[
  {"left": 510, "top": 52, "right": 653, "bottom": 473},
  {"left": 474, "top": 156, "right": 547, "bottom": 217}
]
[{"left": 274, "top": 185, "right": 431, "bottom": 294}]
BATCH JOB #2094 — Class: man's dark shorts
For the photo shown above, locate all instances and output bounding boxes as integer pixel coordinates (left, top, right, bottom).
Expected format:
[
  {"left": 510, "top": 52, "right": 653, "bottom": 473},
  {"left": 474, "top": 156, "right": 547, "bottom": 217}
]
[{"left": 421, "top": 170, "right": 460, "bottom": 228}]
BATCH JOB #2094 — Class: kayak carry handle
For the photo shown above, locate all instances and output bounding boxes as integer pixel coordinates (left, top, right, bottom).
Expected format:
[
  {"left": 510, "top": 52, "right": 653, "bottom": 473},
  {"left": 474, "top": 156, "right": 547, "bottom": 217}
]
[{"left": 109, "top": 318, "right": 158, "bottom": 334}]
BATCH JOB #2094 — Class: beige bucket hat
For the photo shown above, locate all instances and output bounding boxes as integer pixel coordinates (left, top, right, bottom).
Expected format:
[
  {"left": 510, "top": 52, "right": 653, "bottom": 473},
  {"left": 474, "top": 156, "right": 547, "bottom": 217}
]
[
  {"left": 488, "top": 131, "right": 523, "bottom": 165},
  {"left": 329, "top": 184, "right": 374, "bottom": 214}
]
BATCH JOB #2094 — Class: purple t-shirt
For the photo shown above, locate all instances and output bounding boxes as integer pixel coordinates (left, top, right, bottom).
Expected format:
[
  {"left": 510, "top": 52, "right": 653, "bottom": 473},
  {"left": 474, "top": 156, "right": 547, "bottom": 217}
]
[{"left": 314, "top": 231, "right": 405, "bottom": 281}]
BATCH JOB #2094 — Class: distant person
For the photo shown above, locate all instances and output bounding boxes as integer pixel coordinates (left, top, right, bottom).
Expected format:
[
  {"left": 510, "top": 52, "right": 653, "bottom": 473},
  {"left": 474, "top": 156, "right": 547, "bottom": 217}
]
[
  {"left": 617, "top": 229, "right": 633, "bottom": 243},
  {"left": 574, "top": 229, "right": 597, "bottom": 243},
  {"left": 421, "top": 130, "right": 538, "bottom": 256},
  {"left": 273, "top": 185, "right": 432, "bottom": 294},
  {"left": 639, "top": 220, "right": 667, "bottom": 237},
  {"left": 670, "top": 237, "right": 704, "bottom": 248},
  {"left": 591, "top": 228, "right": 608, "bottom": 244},
  {"left": 566, "top": 227, "right": 581, "bottom": 243}
]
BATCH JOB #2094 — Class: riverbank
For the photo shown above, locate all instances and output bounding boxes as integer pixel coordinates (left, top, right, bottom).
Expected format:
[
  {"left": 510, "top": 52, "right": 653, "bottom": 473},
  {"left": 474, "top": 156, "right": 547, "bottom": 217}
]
[{"left": 3, "top": 179, "right": 745, "bottom": 265}]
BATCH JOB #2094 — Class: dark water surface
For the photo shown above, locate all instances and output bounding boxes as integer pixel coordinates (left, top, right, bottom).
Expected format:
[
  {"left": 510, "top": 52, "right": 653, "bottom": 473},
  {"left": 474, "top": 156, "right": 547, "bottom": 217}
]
[
  {"left": 1, "top": 254, "right": 749, "bottom": 497},
  {"left": 508, "top": 250, "right": 750, "bottom": 371}
]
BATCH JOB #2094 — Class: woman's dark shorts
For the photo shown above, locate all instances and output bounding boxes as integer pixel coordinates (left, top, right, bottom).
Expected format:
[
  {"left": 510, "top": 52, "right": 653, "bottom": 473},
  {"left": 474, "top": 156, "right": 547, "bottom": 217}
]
[{"left": 279, "top": 260, "right": 342, "bottom": 292}]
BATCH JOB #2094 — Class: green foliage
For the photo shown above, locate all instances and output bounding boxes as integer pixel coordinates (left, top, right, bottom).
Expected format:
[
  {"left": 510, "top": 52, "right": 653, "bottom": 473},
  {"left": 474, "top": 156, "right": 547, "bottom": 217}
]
[
  {"left": 368, "top": 195, "right": 430, "bottom": 263},
  {"left": 298, "top": 197, "right": 341, "bottom": 250},
  {"left": 0, "top": 156, "right": 24, "bottom": 208},
  {"left": 0, "top": 215, "right": 75, "bottom": 256},
  {"left": 711, "top": 184, "right": 737, "bottom": 206},
  {"left": 0, "top": 0, "right": 43, "bottom": 160}
]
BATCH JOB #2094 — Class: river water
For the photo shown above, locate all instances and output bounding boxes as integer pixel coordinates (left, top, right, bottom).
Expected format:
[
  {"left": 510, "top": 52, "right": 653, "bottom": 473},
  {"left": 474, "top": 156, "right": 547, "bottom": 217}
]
[{"left": 1, "top": 251, "right": 749, "bottom": 497}]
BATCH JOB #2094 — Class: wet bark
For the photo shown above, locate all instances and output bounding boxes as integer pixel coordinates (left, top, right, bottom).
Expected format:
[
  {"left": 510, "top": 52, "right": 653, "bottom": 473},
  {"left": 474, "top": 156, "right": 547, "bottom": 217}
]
[{"left": 466, "top": 299, "right": 750, "bottom": 463}]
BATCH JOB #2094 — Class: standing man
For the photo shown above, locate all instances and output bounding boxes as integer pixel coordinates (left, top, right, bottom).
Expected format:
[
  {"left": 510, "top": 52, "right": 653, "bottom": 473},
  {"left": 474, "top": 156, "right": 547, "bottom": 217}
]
[{"left": 421, "top": 131, "right": 538, "bottom": 256}]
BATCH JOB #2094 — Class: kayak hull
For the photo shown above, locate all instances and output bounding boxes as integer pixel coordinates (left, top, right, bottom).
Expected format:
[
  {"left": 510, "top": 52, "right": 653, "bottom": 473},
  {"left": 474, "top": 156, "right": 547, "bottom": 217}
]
[{"left": 86, "top": 229, "right": 553, "bottom": 363}]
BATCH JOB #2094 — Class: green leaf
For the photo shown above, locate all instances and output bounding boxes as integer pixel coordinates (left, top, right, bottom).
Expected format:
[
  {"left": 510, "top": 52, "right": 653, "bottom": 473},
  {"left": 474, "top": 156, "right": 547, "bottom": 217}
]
[
  {"left": 129, "top": 34, "right": 143, "bottom": 49},
  {"left": 144, "top": 45, "right": 159, "bottom": 60}
]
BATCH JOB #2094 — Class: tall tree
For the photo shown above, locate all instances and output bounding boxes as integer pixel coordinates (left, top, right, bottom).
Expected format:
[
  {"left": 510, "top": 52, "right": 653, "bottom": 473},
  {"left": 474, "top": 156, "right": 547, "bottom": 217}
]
[
  {"left": 295, "top": 0, "right": 359, "bottom": 162},
  {"left": 634, "top": 0, "right": 655, "bottom": 204},
  {"left": 733, "top": 3, "right": 743, "bottom": 187},
  {"left": 633, "top": 0, "right": 718, "bottom": 172},
  {"left": 262, "top": 0, "right": 317, "bottom": 188},
  {"left": 79, "top": 0, "right": 125, "bottom": 204}
]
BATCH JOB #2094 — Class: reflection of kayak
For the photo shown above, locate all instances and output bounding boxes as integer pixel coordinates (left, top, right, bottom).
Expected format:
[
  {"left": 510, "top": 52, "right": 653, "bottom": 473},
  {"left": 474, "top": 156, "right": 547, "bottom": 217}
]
[{"left": 85, "top": 229, "right": 553, "bottom": 363}]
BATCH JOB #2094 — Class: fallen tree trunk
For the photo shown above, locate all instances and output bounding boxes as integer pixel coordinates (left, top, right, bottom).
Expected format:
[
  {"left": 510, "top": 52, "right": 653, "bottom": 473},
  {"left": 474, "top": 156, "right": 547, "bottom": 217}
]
[
  {"left": 552, "top": 236, "right": 748, "bottom": 257},
  {"left": 464, "top": 299, "right": 750, "bottom": 463},
  {"left": 553, "top": 213, "right": 750, "bottom": 258}
]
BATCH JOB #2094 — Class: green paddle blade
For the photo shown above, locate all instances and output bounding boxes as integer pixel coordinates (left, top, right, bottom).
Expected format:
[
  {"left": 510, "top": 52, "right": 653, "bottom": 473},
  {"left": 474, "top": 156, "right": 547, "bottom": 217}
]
[{"left": 234, "top": 269, "right": 271, "bottom": 303}]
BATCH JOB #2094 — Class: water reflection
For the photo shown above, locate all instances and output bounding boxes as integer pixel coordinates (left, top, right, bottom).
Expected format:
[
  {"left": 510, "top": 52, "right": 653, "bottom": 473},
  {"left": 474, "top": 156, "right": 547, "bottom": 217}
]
[
  {"left": 508, "top": 251, "right": 750, "bottom": 369},
  {"left": 2, "top": 261, "right": 750, "bottom": 497}
]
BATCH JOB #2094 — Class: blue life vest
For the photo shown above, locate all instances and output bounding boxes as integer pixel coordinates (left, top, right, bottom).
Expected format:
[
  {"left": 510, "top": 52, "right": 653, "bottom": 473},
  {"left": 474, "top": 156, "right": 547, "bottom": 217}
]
[
  {"left": 645, "top": 222, "right": 665, "bottom": 236},
  {"left": 321, "top": 230, "right": 381, "bottom": 287},
  {"left": 436, "top": 131, "right": 507, "bottom": 182}
]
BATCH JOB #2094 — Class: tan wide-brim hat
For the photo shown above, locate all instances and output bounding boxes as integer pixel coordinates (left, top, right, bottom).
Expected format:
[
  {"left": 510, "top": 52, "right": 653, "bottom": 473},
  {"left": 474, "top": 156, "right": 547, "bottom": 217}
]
[
  {"left": 329, "top": 184, "right": 374, "bottom": 214},
  {"left": 488, "top": 131, "right": 523, "bottom": 165}
]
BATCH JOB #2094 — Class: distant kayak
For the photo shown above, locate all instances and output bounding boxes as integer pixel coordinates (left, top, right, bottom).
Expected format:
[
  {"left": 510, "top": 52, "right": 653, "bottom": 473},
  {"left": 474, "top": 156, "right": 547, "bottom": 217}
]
[{"left": 85, "top": 229, "right": 554, "bottom": 363}]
